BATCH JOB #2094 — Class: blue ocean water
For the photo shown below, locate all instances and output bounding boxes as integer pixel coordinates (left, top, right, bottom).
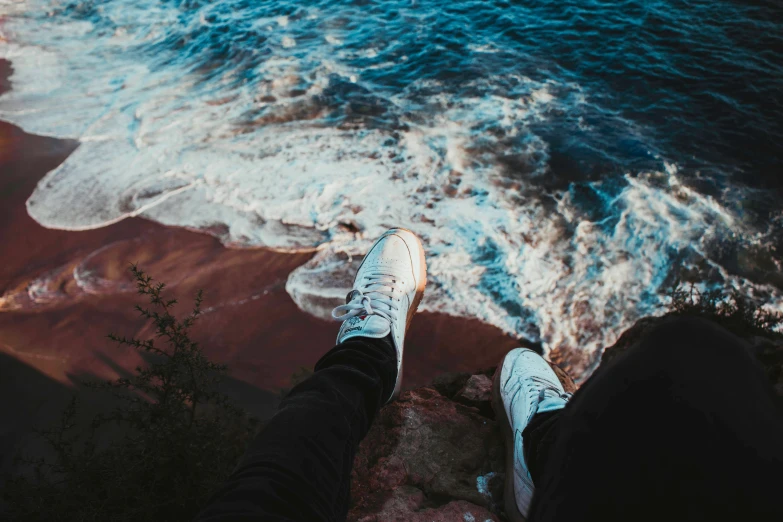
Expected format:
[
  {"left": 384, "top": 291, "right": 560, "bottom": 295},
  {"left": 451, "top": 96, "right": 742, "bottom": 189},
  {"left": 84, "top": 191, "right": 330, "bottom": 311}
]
[
  {"left": 51, "top": 0, "right": 782, "bottom": 182},
  {"left": 1, "top": 0, "right": 782, "bottom": 375}
]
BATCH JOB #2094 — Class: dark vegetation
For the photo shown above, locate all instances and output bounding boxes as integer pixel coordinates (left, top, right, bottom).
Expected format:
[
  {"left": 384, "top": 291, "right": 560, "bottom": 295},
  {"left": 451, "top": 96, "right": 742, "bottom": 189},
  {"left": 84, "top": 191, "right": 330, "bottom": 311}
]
[
  {"left": 667, "top": 282, "right": 782, "bottom": 339},
  {"left": 2, "top": 266, "right": 258, "bottom": 522},
  {"left": 2, "top": 270, "right": 780, "bottom": 521}
]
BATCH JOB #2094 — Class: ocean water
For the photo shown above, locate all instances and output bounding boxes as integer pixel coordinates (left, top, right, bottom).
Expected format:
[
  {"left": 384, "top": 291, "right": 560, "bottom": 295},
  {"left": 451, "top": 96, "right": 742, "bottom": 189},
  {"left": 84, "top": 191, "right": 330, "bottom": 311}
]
[{"left": 2, "top": 0, "right": 782, "bottom": 377}]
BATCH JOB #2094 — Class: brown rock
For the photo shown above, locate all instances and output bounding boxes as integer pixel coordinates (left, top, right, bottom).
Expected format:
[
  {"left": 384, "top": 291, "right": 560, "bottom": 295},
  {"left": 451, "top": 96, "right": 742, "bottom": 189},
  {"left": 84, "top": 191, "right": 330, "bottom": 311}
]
[
  {"left": 454, "top": 374, "right": 495, "bottom": 418},
  {"left": 351, "top": 485, "right": 500, "bottom": 522},
  {"left": 349, "top": 386, "right": 504, "bottom": 521},
  {"left": 456, "top": 374, "right": 493, "bottom": 404},
  {"left": 431, "top": 372, "right": 472, "bottom": 399},
  {"left": 348, "top": 359, "right": 578, "bottom": 521}
]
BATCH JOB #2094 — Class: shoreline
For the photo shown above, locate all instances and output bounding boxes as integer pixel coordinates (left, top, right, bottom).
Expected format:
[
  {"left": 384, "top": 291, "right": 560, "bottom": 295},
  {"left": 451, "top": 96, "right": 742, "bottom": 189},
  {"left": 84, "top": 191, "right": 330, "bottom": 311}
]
[
  {"left": 0, "top": 116, "right": 521, "bottom": 400},
  {"left": 0, "top": 56, "right": 523, "bottom": 466}
]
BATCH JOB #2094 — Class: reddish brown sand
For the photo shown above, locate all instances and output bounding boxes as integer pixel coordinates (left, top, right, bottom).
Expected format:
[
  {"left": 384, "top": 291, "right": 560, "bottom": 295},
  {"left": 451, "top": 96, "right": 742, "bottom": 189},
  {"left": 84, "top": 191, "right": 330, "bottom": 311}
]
[{"left": 0, "top": 61, "right": 522, "bottom": 434}]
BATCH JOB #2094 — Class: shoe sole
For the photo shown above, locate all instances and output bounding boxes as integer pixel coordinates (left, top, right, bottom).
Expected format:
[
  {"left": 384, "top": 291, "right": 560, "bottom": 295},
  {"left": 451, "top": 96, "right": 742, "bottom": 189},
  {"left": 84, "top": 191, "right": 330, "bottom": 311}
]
[
  {"left": 492, "top": 359, "right": 528, "bottom": 522},
  {"left": 385, "top": 227, "right": 427, "bottom": 400}
]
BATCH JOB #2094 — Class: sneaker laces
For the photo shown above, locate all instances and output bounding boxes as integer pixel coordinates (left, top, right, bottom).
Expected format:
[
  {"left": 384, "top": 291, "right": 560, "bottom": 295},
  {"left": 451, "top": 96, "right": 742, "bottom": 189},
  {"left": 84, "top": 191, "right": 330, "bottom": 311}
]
[
  {"left": 538, "top": 386, "right": 573, "bottom": 403},
  {"left": 331, "top": 272, "right": 403, "bottom": 324},
  {"left": 528, "top": 375, "right": 572, "bottom": 415}
]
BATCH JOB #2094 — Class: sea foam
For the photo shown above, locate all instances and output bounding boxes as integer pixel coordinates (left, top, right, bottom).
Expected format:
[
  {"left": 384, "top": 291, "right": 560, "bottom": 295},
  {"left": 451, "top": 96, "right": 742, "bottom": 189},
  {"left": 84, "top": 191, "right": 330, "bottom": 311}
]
[{"left": 2, "top": 0, "right": 781, "bottom": 379}]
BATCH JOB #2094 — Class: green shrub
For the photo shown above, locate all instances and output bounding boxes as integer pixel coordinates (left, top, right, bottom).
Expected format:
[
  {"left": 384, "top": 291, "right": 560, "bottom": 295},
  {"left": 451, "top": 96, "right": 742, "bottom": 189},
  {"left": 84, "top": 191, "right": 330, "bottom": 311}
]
[
  {"left": 667, "top": 282, "right": 783, "bottom": 338},
  {"left": 3, "top": 266, "right": 258, "bottom": 522}
]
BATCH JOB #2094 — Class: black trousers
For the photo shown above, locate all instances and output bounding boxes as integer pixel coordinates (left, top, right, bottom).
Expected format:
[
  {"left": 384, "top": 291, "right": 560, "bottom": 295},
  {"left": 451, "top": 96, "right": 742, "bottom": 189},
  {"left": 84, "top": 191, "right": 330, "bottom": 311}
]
[{"left": 197, "top": 317, "right": 783, "bottom": 521}]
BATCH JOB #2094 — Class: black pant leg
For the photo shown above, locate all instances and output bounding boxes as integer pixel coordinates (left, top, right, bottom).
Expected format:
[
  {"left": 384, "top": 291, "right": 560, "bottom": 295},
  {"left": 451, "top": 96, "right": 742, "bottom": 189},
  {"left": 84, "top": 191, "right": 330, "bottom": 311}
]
[
  {"left": 523, "top": 410, "right": 562, "bottom": 484},
  {"left": 528, "top": 316, "right": 783, "bottom": 522},
  {"left": 196, "top": 336, "right": 397, "bottom": 522}
]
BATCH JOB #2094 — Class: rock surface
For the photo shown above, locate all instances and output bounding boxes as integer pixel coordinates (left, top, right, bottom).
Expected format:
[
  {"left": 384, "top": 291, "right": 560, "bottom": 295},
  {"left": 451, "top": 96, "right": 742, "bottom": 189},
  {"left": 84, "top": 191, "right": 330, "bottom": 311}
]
[
  {"left": 348, "top": 384, "right": 504, "bottom": 521},
  {"left": 348, "top": 362, "right": 573, "bottom": 522}
]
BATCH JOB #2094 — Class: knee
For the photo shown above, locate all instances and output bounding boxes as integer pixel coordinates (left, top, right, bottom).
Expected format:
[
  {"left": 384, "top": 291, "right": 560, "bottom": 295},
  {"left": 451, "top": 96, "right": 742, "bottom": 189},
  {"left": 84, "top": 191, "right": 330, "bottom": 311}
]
[
  {"left": 637, "top": 315, "right": 752, "bottom": 365},
  {"left": 591, "top": 315, "right": 765, "bottom": 403}
]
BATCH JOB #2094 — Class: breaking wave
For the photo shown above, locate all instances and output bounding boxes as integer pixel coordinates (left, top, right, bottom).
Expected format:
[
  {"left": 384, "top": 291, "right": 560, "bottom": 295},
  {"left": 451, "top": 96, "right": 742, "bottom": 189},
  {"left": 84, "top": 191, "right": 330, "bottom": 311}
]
[{"left": 2, "top": 0, "right": 782, "bottom": 377}]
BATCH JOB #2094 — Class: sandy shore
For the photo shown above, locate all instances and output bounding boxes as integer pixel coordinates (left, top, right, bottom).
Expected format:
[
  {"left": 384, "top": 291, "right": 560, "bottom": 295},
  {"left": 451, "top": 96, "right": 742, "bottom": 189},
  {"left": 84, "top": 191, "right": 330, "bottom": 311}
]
[
  {"left": 0, "top": 61, "right": 522, "bottom": 438},
  {"left": 0, "top": 117, "right": 521, "bottom": 389}
]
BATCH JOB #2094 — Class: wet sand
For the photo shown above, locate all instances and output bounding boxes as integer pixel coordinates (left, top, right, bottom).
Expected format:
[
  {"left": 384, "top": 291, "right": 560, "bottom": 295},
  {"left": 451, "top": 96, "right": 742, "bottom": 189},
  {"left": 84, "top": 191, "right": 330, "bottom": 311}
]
[
  {"left": 0, "top": 55, "right": 528, "bottom": 476},
  {"left": 0, "top": 117, "right": 521, "bottom": 391},
  {"left": 0, "top": 61, "right": 522, "bottom": 426}
]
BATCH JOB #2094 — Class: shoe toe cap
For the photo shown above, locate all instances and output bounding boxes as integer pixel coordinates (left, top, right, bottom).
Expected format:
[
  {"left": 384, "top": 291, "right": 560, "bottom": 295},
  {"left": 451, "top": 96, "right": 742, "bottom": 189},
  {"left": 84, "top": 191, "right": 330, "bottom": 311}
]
[
  {"left": 501, "top": 348, "right": 564, "bottom": 392},
  {"left": 364, "top": 230, "right": 424, "bottom": 284}
]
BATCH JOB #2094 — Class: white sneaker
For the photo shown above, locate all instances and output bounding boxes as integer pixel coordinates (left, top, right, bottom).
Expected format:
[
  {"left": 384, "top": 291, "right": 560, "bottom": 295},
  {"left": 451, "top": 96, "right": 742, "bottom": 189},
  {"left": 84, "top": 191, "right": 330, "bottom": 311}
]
[
  {"left": 492, "top": 348, "right": 572, "bottom": 521},
  {"left": 331, "top": 228, "right": 427, "bottom": 402}
]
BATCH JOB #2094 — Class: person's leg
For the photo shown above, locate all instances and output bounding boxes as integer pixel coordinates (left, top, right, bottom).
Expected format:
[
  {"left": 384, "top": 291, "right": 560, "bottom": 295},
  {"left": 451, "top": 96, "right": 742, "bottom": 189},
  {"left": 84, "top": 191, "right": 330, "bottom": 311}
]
[
  {"left": 196, "top": 336, "right": 396, "bottom": 522},
  {"left": 197, "top": 228, "right": 427, "bottom": 522},
  {"left": 520, "top": 409, "right": 561, "bottom": 484},
  {"left": 527, "top": 316, "right": 783, "bottom": 522},
  {"left": 493, "top": 348, "right": 573, "bottom": 521}
]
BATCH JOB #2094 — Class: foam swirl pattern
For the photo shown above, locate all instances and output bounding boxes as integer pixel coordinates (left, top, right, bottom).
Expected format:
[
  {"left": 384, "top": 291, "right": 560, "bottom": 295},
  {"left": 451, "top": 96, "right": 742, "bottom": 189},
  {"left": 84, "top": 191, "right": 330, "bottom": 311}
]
[{"left": 2, "top": 0, "right": 781, "bottom": 376}]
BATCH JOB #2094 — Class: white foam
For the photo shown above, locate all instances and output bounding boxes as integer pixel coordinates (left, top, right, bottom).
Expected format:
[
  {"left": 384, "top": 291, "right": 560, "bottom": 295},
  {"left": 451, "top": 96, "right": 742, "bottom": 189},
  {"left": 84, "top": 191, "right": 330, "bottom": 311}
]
[
  {"left": 467, "top": 43, "right": 500, "bottom": 54},
  {"left": 3, "top": 0, "right": 782, "bottom": 380},
  {"left": 325, "top": 34, "right": 342, "bottom": 45}
]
